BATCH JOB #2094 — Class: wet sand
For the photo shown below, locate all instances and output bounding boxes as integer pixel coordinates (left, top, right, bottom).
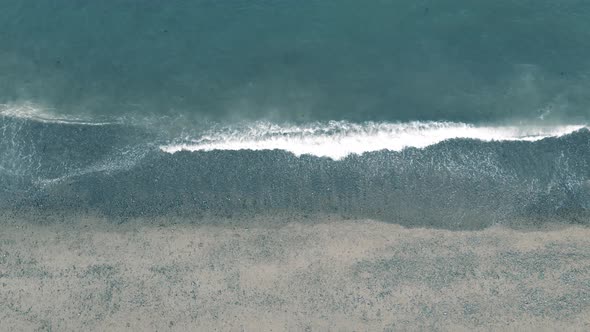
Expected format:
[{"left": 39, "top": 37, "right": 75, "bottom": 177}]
[{"left": 1, "top": 215, "right": 590, "bottom": 331}]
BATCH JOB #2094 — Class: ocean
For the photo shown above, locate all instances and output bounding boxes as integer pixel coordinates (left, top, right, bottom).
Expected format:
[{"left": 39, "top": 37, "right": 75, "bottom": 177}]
[{"left": 1, "top": 1, "right": 590, "bottom": 330}]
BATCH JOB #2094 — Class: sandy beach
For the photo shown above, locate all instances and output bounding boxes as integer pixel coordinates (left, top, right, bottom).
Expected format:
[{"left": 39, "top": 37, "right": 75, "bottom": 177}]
[{"left": 1, "top": 215, "right": 589, "bottom": 331}]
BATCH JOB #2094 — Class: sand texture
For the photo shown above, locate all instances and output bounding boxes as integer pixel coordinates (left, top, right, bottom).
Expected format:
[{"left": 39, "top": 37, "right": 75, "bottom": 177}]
[{"left": 1, "top": 215, "right": 590, "bottom": 331}]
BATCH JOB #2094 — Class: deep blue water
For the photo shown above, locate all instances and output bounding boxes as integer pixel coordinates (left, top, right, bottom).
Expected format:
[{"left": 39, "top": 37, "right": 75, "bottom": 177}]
[{"left": 2, "top": 1, "right": 590, "bottom": 123}]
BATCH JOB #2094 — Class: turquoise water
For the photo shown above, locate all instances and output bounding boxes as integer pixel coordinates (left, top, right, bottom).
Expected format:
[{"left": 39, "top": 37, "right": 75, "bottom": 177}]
[{"left": 1, "top": 1, "right": 590, "bottom": 228}]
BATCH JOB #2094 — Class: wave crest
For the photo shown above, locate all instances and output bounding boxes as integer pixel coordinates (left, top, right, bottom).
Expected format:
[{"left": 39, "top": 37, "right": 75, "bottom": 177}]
[{"left": 160, "top": 121, "right": 586, "bottom": 159}]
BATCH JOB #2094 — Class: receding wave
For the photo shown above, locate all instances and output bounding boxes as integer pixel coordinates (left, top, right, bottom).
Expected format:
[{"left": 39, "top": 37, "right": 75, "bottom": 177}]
[
  {"left": 0, "top": 109, "right": 153, "bottom": 189},
  {"left": 161, "top": 121, "right": 585, "bottom": 159}
]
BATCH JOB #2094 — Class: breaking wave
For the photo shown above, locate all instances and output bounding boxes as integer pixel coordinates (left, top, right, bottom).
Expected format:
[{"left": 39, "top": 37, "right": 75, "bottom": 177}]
[{"left": 161, "top": 121, "right": 585, "bottom": 159}]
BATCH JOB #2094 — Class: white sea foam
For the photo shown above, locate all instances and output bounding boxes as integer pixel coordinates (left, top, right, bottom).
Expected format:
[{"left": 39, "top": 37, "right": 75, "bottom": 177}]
[{"left": 160, "top": 121, "right": 586, "bottom": 160}]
